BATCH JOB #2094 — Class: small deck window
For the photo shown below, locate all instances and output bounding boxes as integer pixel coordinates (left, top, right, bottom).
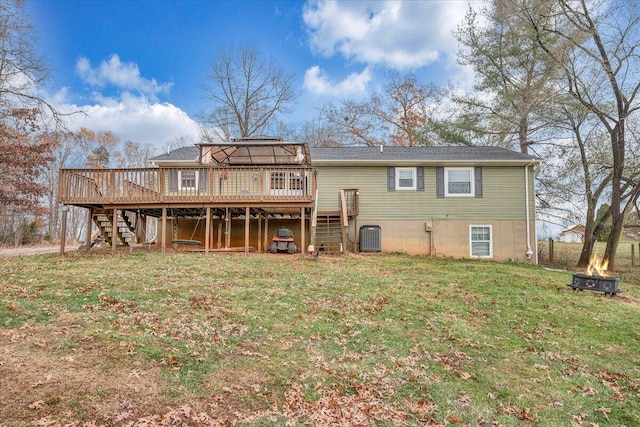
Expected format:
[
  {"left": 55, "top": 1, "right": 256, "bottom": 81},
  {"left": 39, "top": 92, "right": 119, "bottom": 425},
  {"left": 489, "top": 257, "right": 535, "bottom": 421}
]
[
  {"left": 179, "top": 170, "right": 198, "bottom": 191},
  {"left": 269, "top": 171, "right": 305, "bottom": 196}
]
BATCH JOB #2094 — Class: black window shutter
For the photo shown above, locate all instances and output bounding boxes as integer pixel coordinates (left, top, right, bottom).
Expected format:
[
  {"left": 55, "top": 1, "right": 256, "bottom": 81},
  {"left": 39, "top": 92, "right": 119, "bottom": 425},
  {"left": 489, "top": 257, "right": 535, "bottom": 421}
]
[
  {"left": 475, "top": 166, "right": 483, "bottom": 198},
  {"left": 169, "top": 170, "right": 178, "bottom": 191},
  {"left": 417, "top": 166, "right": 425, "bottom": 191},
  {"left": 436, "top": 167, "right": 444, "bottom": 198},
  {"left": 387, "top": 167, "right": 395, "bottom": 191}
]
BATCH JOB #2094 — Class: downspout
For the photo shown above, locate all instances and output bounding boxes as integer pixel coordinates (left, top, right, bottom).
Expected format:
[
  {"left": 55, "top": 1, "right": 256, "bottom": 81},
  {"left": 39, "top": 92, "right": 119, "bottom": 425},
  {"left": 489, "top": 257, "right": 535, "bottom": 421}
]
[{"left": 524, "top": 161, "right": 534, "bottom": 261}]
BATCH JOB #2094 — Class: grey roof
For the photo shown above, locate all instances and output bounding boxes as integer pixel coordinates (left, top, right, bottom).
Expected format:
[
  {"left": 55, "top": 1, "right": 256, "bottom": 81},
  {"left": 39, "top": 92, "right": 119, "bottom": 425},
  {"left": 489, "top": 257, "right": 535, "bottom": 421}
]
[
  {"left": 309, "top": 146, "right": 541, "bottom": 165},
  {"left": 149, "top": 147, "right": 200, "bottom": 162},
  {"left": 150, "top": 144, "right": 541, "bottom": 165}
]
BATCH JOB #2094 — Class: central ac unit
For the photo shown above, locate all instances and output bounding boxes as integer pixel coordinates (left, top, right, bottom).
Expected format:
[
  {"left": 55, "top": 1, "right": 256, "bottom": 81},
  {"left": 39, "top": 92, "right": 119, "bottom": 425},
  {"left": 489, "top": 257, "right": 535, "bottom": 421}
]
[{"left": 359, "top": 225, "right": 381, "bottom": 252}]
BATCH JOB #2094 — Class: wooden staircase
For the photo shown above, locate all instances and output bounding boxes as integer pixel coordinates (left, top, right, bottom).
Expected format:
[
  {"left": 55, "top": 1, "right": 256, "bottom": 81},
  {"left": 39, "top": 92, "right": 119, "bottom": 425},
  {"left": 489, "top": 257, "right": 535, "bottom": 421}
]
[
  {"left": 315, "top": 211, "right": 343, "bottom": 253},
  {"left": 311, "top": 189, "right": 359, "bottom": 255},
  {"left": 93, "top": 210, "right": 136, "bottom": 247}
]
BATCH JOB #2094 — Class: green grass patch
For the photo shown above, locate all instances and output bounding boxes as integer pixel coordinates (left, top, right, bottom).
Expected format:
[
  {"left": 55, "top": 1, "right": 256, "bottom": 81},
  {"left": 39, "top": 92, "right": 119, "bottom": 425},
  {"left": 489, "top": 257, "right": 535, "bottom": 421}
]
[{"left": 0, "top": 252, "right": 638, "bottom": 425}]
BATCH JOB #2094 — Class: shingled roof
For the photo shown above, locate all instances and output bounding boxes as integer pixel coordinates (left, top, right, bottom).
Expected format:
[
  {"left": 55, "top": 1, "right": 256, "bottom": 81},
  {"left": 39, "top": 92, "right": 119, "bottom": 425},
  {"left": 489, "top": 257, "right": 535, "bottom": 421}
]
[
  {"left": 149, "top": 146, "right": 200, "bottom": 163},
  {"left": 309, "top": 145, "right": 541, "bottom": 165},
  {"left": 149, "top": 144, "right": 541, "bottom": 166}
]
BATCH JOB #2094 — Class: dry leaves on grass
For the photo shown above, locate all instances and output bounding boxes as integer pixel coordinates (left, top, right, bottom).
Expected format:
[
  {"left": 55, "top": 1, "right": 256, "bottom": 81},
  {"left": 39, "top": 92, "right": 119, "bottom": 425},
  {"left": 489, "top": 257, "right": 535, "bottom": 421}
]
[
  {"left": 284, "top": 382, "right": 408, "bottom": 426},
  {"left": 499, "top": 403, "right": 538, "bottom": 422}
]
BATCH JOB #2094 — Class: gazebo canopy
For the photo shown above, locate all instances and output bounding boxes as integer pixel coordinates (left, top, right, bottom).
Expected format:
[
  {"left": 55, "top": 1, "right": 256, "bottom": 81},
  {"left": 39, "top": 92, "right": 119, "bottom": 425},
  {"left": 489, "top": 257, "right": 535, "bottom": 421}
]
[{"left": 197, "top": 137, "right": 311, "bottom": 166}]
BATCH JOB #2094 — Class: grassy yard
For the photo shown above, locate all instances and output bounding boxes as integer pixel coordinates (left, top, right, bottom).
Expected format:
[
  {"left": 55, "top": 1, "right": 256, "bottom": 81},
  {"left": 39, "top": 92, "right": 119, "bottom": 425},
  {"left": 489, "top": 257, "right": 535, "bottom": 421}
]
[{"left": 0, "top": 251, "right": 639, "bottom": 426}]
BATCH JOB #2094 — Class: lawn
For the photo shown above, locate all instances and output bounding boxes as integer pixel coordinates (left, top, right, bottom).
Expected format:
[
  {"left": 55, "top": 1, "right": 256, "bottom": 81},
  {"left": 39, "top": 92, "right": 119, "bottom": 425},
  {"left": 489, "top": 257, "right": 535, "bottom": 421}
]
[{"left": 1, "top": 251, "right": 639, "bottom": 426}]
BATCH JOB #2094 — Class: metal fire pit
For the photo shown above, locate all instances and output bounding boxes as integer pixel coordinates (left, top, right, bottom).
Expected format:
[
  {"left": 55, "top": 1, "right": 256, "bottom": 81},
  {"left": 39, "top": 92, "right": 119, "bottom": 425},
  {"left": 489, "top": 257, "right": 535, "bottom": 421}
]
[{"left": 568, "top": 273, "right": 623, "bottom": 296}]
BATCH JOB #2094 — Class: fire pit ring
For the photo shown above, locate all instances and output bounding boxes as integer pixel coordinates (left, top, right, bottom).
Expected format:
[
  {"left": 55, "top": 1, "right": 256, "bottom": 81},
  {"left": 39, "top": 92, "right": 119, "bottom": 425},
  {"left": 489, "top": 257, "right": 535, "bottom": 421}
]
[{"left": 567, "top": 273, "right": 623, "bottom": 296}]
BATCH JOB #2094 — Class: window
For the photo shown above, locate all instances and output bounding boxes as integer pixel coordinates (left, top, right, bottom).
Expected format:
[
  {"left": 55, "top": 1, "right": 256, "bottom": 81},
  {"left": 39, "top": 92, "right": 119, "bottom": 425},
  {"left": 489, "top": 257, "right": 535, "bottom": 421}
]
[
  {"left": 269, "top": 171, "right": 306, "bottom": 196},
  {"left": 388, "top": 167, "right": 424, "bottom": 191},
  {"left": 445, "top": 167, "right": 474, "bottom": 196},
  {"left": 470, "top": 225, "right": 492, "bottom": 258},
  {"left": 179, "top": 170, "right": 197, "bottom": 190},
  {"left": 270, "top": 172, "right": 286, "bottom": 193},
  {"left": 396, "top": 167, "right": 416, "bottom": 190},
  {"left": 289, "top": 172, "right": 304, "bottom": 192}
]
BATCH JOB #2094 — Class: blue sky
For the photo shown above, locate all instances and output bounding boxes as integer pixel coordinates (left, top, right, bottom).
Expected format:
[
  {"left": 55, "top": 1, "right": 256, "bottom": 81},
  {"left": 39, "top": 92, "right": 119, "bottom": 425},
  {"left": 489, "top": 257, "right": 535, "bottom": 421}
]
[{"left": 26, "top": 0, "right": 474, "bottom": 152}]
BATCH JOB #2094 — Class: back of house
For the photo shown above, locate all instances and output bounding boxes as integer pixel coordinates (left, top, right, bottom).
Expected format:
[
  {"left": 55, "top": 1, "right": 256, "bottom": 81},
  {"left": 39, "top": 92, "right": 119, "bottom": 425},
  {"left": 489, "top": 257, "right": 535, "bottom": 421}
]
[{"left": 311, "top": 145, "right": 540, "bottom": 263}]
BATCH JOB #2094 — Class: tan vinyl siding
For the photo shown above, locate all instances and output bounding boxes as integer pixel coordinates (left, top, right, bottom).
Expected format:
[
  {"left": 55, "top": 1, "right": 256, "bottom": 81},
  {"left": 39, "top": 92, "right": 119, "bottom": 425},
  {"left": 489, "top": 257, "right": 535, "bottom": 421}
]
[{"left": 317, "top": 166, "right": 531, "bottom": 221}]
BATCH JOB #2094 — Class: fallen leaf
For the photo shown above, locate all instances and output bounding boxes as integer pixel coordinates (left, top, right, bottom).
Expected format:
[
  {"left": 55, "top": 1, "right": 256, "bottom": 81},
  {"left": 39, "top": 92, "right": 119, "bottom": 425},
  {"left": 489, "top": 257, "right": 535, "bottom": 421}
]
[
  {"left": 29, "top": 400, "right": 44, "bottom": 410},
  {"left": 446, "top": 414, "right": 463, "bottom": 424},
  {"left": 613, "top": 393, "right": 625, "bottom": 402},
  {"left": 115, "top": 410, "right": 132, "bottom": 422},
  {"left": 597, "top": 406, "right": 612, "bottom": 416},
  {"left": 519, "top": 408, "right": 537, "bottom": 421}
]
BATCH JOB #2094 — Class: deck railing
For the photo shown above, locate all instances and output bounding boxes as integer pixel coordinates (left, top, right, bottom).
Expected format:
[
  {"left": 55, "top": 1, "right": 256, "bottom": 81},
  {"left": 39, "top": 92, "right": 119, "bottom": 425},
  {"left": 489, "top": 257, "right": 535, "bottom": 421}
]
[{"left": 59, "top": 166, "right": 316, "bottom": 205}]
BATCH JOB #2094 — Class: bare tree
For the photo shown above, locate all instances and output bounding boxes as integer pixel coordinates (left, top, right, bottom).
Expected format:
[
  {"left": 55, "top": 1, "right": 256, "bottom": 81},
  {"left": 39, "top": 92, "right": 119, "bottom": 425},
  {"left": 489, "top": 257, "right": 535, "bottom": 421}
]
[
  {"left": 0, "top": 1, "right": 65, "bottom": 244},
  {"left": 529, "top": 0, "right": 640, "bottom": 269},
  {"left": 0, "top": 1, "right": 64, "bottom": 123},
  {"left": 201, "top": 46, "right": 297, "bottom": 140},
  {"left": 113, "top": 140, "right": 157, "bottom": 168},
  {"left": 322, "top": 71, "right": 442, "bottom": 147}
]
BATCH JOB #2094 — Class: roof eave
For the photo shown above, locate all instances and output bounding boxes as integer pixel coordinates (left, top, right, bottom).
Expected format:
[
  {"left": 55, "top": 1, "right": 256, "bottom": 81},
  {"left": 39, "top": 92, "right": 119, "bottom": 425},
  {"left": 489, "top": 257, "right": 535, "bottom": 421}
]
[{"left": 312, "top": 158, "right": 543, "bottom": 167}]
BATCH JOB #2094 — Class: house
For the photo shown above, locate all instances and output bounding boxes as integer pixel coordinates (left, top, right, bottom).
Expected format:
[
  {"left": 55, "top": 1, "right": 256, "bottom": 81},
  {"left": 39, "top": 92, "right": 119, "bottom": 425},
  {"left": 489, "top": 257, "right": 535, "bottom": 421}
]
[
  {"left": 57, "top": 138, "right": 541, "bottom": 263},
  {"left": 558, "top": 225, "right": 585, "bottom": 243},
  {"left": 312, "top": 145, "right": 540, "bottom": 262}
]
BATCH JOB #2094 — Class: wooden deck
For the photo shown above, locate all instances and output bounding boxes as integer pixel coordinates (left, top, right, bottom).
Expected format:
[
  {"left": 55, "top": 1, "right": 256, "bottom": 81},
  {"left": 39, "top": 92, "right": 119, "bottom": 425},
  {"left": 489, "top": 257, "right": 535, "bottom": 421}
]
[{"left": 58, "top": 166, "right": 316, "bottom": 212}]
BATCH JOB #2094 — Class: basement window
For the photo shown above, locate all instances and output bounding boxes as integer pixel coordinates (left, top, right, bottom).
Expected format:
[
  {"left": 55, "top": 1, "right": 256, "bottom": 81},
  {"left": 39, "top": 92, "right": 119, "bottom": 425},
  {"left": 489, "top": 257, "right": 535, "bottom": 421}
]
[{"left": 470, "top": 225, "right": 492, "bottom": 258}]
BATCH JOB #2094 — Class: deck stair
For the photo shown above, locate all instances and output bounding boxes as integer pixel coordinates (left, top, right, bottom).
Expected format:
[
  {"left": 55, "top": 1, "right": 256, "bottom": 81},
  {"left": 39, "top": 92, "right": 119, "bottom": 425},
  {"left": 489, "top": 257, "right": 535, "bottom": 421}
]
[
  {"left": 315, "top": 211, "right": 343, "bottom": 253},
  {"left": 93, "top": 211, "right": 136, "bottom": 247}
]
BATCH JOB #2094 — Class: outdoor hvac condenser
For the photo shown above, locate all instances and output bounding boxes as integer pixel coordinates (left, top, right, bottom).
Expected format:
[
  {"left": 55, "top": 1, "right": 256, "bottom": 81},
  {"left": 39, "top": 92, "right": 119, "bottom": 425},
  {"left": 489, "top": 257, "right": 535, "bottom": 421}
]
[{"left": 359, "top": 225, "right": 382, "bottom": 252}]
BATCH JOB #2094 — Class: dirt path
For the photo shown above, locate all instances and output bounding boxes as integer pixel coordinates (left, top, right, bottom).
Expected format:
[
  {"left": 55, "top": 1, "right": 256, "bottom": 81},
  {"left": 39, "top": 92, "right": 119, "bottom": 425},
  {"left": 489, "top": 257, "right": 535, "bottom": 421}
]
[{"left": 0, "top": 244, "right": 75, "bottom": 258}]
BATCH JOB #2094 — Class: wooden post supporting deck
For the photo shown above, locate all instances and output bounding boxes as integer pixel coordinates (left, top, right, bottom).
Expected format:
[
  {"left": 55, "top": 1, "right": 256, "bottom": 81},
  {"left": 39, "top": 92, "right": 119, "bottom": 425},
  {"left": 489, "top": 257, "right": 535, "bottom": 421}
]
[
  {"left": 264, "top": 216, "right": 269, "bottom": 252},
  {"left": 59, "top": 208, "right": 67, "bottom": 256},
  {"left": 85, "top": 208, "right": 93, "bottom": 251},
  {"left": 161, "top": 208, "right": 167, "bottom": 254},
  {"left": 300, "top": 208, "right": 306, "bottom": 256},
  {"left": 257, "top": 213, "right": 262, "bottom": 252},
  {"left": 217, "top": 221, "right": 223, "bottom": 249},
  {"left": 112, "top": 208, "right": 118, "bottom": 254},
  {"left": 245, "top": 207, "right": 250, "bottom": 256},
  {"left": 205, "top": 207, "right": 211, "bottom": 254}
]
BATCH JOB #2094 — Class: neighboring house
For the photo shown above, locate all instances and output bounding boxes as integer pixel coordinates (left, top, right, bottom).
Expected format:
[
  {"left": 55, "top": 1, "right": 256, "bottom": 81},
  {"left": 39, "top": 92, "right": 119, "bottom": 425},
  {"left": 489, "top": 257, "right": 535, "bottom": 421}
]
[
  {"left": 558, "top": 225, "right": 585, "bottom": 243},
  {"left": 57, "top": 138, "right": 541, "bottom": 263}
]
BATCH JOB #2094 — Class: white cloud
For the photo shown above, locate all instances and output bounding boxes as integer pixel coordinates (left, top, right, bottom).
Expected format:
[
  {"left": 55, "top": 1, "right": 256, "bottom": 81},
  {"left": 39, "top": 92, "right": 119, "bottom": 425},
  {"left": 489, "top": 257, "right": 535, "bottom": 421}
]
[
  {"left": 43, "top": 55, "right": 199, "bottom": 153},
  {"left": 303, "top": 65, "right": 372, "bottom": 96},
  {"left": 75, "top": 54, "right": 173, "bottom": 98},
  {"left": 303, "top": 0, "right": 469, "bottom": 70},
  {"left": 55, "top": 92, "right": 201, "bottom": 151}
]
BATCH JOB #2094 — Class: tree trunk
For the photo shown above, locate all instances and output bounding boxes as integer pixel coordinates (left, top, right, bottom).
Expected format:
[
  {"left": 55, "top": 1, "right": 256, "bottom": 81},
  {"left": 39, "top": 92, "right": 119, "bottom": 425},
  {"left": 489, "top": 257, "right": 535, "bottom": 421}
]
[
  {"left": 604, "top": 126, "right": 625, "bottom": 270},
  {"left": 578, "top": 203, "right": 597, "bottom": 267}
]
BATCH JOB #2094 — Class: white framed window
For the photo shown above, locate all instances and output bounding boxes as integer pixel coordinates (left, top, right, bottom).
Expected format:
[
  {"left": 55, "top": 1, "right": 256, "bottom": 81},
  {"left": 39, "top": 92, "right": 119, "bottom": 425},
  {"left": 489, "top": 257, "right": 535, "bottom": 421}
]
[
  {"left": 396, "top": 167, "right": 416, "bottom": 190},
  {"left": 269, "top": 171, "right": 305, "bottom": 196},
  {"left": 178, "top": 170, "right": 198, "bottom": 191},
  {"left": 470, "top": 225, "right": 492, "bottom": 258},
  {"left": 445, "top": 167, "right": 474, "bottom": 196}
]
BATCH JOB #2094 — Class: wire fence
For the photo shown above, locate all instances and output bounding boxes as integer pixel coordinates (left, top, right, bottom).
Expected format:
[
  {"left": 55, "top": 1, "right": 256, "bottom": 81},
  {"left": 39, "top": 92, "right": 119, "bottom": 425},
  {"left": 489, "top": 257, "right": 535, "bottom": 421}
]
[{"left": 538, "top": 239, "right": 640, "bottom": 270}]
